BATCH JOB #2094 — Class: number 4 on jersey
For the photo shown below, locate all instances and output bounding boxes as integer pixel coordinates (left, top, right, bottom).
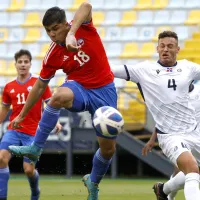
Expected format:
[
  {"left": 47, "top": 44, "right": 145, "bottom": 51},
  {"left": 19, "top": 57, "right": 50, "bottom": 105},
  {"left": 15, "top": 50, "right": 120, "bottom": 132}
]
[{"left": 168, "top": 79, "right": 177, "bottom": 91}]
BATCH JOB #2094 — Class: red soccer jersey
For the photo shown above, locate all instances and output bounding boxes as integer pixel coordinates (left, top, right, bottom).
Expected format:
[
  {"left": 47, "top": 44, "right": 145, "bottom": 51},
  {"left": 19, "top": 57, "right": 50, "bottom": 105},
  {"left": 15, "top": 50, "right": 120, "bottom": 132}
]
[
  {"left": 40, "top": 20, "right": 114, "bottom": 88},
  {"left": 2, "top": 74, "right": 52, "bottom": 136}
]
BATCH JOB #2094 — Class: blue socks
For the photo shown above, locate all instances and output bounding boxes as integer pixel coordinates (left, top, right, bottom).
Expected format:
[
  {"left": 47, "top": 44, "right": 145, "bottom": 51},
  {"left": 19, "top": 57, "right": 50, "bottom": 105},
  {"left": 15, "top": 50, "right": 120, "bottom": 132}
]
[
  {"left": 90, "top": 149, "right": 112, "bottom": 184},
  {"left": 27, "top": 170, "right": 40, "bottom": 200},
  {"left": 34, "top": 105, "right": 61, "bottom": 148},
  {"left": 0, "top": 167, "right": 10, "bottom": 200}
]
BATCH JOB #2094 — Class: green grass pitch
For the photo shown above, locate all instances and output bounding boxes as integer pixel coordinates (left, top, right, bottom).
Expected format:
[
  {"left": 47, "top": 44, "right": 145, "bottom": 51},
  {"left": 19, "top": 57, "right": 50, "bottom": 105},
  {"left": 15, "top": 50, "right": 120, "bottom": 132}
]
[{"left": 8, "top": 176, "right": 184, "bottom": 200}]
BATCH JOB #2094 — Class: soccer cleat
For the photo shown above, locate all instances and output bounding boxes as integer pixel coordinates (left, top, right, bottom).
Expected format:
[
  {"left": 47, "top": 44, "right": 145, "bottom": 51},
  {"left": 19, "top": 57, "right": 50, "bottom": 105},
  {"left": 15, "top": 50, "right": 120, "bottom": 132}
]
[
  {"left": 153, "top": 182, "right": 168, "bottom": 200},
  {"left": 82, "top": 174, "right": 99, "bottom": 200},
  {"left": 8, "top": 144, "right": 43, "bottom": 164}
]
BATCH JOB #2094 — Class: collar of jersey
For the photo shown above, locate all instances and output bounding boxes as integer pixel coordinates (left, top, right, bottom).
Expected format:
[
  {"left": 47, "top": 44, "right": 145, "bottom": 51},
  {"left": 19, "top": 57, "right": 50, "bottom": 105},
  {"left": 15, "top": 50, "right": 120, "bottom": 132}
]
[
  {"left": 157, "top": 60, "right": 177, "bottom": 68},
  {"left": 59, "top": 43, "right": 66, "bottom": 47},
  {"left": 16, "top": 73, "right": 32, "bottom": 85}
]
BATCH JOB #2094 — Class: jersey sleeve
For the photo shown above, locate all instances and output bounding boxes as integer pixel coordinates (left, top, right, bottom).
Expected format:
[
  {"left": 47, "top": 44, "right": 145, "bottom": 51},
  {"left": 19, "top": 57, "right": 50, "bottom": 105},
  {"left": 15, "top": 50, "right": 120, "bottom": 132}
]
[
  {"left": 39, "top": 42, "right": 58, "bottom": 82},
  {"left": 126, "top": 62, "right": 146, "bottom": 83},
  {"left": 80, "top": 19, "right": 97, "bottom": 32},
  {"left": 2, "top": 85, "right": 11, "bottom": 106},
  {"left": 189, "top": 60, "right": 200, "bottom": 80},
  {"left": 42, "top": 85, "right": 52, "bottom": 103},
  {"left": 39, "top": 61, "right": 57, "bottom": 82},
  {"left": 110, "top": 64, "right": 130, "bottom": 80}
]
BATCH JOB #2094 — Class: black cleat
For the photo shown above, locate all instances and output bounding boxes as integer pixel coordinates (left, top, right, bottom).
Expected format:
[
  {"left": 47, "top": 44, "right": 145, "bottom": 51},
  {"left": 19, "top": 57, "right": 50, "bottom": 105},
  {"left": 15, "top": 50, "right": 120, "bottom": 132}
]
[{"left": 153, "top": 182, "right": 168, "bottom": 200}]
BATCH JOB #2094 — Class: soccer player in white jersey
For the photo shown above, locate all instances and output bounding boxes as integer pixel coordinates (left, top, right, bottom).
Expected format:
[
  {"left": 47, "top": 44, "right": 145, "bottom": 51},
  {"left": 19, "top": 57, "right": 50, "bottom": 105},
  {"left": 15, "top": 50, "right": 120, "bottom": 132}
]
[
  {"left": 111, "top": 31, "right": 200, "bottom": 200},
  {"left": 142, "top": 82, "right": 200, "bottom": 200}
]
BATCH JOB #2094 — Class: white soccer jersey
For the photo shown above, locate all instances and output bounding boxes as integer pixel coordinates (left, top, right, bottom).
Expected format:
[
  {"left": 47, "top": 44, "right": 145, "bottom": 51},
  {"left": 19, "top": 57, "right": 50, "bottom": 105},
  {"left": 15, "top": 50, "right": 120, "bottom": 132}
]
[
  {"left": 113, "top": 59, "right": 200, "bottom": 134},
  {"left": 190, "top": 84, "right": 200, "bottom": 124}
]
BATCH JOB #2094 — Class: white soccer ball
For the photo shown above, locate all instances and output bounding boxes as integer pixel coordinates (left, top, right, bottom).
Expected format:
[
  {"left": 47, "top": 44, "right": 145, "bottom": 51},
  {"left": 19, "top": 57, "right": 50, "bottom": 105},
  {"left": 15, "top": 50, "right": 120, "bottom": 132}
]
[{"left": 93, "top": 106, "right": 124, "bottom": 138}]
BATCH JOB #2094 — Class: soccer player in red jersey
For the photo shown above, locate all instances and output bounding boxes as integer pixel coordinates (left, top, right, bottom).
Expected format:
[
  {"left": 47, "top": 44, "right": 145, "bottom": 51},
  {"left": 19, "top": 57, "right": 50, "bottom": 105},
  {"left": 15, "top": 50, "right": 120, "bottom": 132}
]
[
  {"left": 9, "top": 3, "right": 118, "bottom": 200},
  {"left": 0, "top": 49, "right": 61, "bottom": 200}
]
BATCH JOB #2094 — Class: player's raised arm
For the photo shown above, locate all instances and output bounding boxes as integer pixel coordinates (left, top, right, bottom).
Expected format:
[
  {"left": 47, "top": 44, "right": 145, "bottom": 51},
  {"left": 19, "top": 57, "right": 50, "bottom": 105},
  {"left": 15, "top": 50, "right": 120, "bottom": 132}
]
[
  {"left": 66, "top": 2, "right": 92, "bottom": 52},
  {"left": 11, "top": 79, "right": 49, "bottom": 129}
]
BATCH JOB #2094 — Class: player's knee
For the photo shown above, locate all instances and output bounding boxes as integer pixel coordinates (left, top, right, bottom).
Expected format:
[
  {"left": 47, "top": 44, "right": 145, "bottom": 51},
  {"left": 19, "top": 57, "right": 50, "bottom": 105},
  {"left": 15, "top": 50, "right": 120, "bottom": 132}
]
[
  {"left": 177, "top": 153, "right": 199, "bottom": 174},
  {"left": 24, "top": 165, "right": 35, "bottom": 177},
  {"left": 101, "top": 146, "right": 116, "bottom": 159},
  {"left": 0, "top": 153, "right": 9, "bottom": 167},
  {"left": 49, "top": 90, "right": 73, "bottom": 108}
]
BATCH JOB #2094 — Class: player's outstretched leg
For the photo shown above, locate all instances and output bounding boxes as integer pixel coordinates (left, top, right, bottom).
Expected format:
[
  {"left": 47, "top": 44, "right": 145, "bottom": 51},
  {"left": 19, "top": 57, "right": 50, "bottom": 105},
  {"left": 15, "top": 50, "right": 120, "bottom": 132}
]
[
  {"left": 9, "top": 105, "right": 61, "bottom": 163},
  {"left": 153, "top": 182, "right": 168, "bottom": 200},
  {"left": 8, "top": 144, "right": 42, "bottom": 164}
]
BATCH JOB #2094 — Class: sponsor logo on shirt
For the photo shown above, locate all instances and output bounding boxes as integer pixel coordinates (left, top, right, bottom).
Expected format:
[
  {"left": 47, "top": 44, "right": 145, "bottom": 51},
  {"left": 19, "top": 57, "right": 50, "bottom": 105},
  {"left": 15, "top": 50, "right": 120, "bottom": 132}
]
[
  {"left": 156, "top": 69, "right": 160, "bottom": 74},
  {"left": 177, "top": 69, "right": 182, "bottom": 72},
  {"left": 10, "top": 89, "right": 15, "bottom": 93}
]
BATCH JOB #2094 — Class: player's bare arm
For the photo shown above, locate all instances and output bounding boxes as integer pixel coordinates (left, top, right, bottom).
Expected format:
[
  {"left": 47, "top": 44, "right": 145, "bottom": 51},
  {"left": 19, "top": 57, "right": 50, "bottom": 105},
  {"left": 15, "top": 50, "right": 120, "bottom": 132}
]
[
  {"left": 11, "top": 79, "right": 49, "bottom": 129},
  {"left": 66, "top": 2, "right": 92, "bottom": 52},
  {"left": 142, "top": 128, "right": 157, "bottom": 156},
  {"left": 0, "top": 104, "right": 10, "bottom": 124}
]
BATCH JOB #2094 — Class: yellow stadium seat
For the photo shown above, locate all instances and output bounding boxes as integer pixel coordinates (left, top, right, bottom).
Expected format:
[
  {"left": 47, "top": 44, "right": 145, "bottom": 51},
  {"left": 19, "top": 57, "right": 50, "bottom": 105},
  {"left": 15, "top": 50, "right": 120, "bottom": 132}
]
[
  {"left": 124, "top": 81, "right": 139, "bottom": 93},
  {"left": 138, "top": 42, "right": 156, "bottom": 58},
  {"left": 21, "top": 28, "right": 41, "bottom": 43},
  {"left": 134, "top": 0, "right": 152, "bottom": 10},
  {"left": 0, "top": 28, "right": 8, "bottom": 43},
  {"left": 184, "top": 10, "right": 200, "bottom": 25},
  {"left": 152, "top": 26, "right": 171, "bottom": 42},
  {"left": 69, "top": 0, "right": 86, "bottom": 11},
  {"left": 117, "top": 93, "right": 125, "bottom": 110},
  {"left": 185, "top": 40, "right": 200, "bottom": 49},
  {"left": 92, "top": 11, "right": 105, "bottom": 26},
  {"left": 6, "top": 0, "right": 24, "bottom": 11},
  {"left": 119, "top": 43, "right": 139, "bottom": 58},
  {"left": 0, "top": 60, "right": 7, "bottom": 75},
  {"left": 178, "top": 48, "right": 200, "bottom": 60},
  {"left": 97, "top": 27, "right": 105, "bottom": 40},
  {"left": 192, "top": 32, "right": 200, "bottom": 39},
  {"left": 150, "top": 0, "right": 168, "bottom": 9},
  {"left": 36, "top": 43, "right": 50, "bottom": 59},
  {"left": 21, "top": 12, "right": 42, "bottom": 27},
  {"left": 6, "top": 61, "right": 17, "bottom": 76},
  {"left": 118, "top": 11, "right": 137, "bottom": 26},
  {"left": 193, "top": 58, "right": 200, "bottom": 64}
]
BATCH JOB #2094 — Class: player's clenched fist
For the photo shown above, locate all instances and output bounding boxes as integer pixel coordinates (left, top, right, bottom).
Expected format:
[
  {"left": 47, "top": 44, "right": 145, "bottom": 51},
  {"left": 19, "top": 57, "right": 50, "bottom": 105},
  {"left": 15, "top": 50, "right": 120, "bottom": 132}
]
[{"left": 66, "top": 33, "right": 81, "bottom": 52}]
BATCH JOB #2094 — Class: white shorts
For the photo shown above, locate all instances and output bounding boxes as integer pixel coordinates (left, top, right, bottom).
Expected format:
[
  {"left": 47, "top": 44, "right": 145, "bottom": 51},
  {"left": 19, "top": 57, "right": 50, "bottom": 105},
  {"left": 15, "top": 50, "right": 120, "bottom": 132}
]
[{"left": 157, "top": 129, "right": 200, "bottom": 166}]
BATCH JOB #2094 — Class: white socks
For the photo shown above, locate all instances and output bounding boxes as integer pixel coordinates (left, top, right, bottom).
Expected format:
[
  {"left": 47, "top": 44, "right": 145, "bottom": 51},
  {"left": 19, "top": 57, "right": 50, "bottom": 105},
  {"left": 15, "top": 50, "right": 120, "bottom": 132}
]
[
  {"left": 163, "top": 171, "right": 185, "bottom": 195},
  {"left": 184, "top": 173, "right": 200, "bottom": 200}
]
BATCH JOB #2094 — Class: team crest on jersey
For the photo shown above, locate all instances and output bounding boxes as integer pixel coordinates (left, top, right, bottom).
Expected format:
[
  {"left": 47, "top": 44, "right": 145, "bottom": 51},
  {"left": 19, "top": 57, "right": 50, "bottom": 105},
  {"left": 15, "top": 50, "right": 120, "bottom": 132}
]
[
  {"left": 166, "top": 67, "right": 173, "bottom": 72},
  {"left": 27, "top": 86, "right": 32, "bottom": 92},
  {"left": 77, "top": 38, "right": 84, "bottom": 46}
]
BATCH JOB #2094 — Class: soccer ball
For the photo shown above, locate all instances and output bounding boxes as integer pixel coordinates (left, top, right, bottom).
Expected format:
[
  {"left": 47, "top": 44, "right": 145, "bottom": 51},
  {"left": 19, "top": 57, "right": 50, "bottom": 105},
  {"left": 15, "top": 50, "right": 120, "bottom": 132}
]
[{"left": 93, "top": 106, "right": 124, "bottom": 138}]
